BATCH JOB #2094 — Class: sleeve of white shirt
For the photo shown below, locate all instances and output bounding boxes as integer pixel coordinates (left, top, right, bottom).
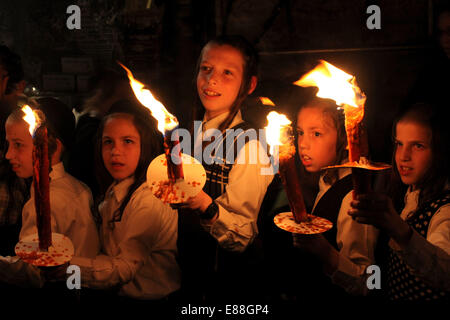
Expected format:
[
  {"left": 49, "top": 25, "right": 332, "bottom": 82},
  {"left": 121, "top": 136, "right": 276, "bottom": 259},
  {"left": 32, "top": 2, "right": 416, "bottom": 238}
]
[
  {"left": 70, "top": 199, "right": 170, "bottom": 290},
  {"left": 203, "top": 139, "right": 274, "bottom": 252},
  {"left": 20, "top": 190, "right": 99, "bottom": 258},
  {"left": 329, "top": 192, "right": 379, "bottom": 295},
  {"left": 0, "top": 255, "right": 44, "bottom": 288},
  {"left": 390, "top": 203, "right": 450, "bottom": 291}
]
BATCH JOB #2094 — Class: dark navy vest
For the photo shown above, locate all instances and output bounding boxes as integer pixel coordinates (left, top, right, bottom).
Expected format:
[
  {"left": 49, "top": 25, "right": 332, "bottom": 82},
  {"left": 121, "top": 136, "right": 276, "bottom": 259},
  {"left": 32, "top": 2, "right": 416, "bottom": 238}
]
[{"left": 387, "top": 190, "right": 450, "bottom": 301}]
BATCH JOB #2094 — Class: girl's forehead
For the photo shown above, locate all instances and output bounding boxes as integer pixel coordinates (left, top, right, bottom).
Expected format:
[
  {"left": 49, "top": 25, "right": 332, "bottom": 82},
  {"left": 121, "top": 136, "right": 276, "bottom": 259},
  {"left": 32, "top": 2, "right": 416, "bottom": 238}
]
[
  {"left": 297, "top": 107, "right": 335, "bottom": 129},
  {"left": 5, "top": 118, "right": 31, "bottom": 136},
  {"left": 201, "top": 44, "right": 244, "bottom": 67},
  {"left": 103, "top": 116, "right": 139, "bottom": 135},
  {"left": 396, "top": 120, "right": 431, "bottom": 141}
]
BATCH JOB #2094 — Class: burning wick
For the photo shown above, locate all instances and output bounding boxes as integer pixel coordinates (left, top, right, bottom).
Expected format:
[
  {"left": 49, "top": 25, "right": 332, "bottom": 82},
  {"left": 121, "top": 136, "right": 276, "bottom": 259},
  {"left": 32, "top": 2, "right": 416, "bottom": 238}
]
[
  {"left": 265, "top": 111, "right": 308, "bottom": 223},
  {"left": 294, "top": 60, "right": 369, "bottom": 198},
  {"left": 22, "top": 105, "right": 52, "bottom": 251},
  {"left": 119, "top": 62, "right": 184, "bottom": 183}
]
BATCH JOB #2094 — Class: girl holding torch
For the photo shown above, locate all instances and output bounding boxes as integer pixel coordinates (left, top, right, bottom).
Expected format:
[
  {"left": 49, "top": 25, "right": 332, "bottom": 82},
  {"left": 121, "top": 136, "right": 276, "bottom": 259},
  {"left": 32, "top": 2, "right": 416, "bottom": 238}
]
[
  {"left": 176, "top": 35, "right": 273, "bottom": 301},
  {"left": 291, "top": 97, "right": 379, "bottom": 298}
]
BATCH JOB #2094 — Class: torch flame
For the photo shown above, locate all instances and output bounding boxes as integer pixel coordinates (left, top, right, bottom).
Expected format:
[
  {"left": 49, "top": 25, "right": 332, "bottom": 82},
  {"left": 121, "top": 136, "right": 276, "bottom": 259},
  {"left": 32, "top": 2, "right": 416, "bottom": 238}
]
[
  {"left": 293, "top": 60, "right": 366, "bottom": 110},
  {"left": 264, "top": 111, "right": 292, "bottom": 156},
  {"left": 119, "top": 62, "right": 178, "bottom": 134},
  {"left": 21, "top": 105, "right": 39, "bottom": 136},
  {"left": 259, "top": 96, "right": 276, "bottom": 107}
]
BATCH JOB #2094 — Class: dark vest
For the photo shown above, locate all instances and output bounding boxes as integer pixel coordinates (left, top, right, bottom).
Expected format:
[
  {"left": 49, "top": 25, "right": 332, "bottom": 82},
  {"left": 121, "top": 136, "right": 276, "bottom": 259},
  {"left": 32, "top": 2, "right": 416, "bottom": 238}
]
[
  {"left": 312, "top": 173, "right": 353, "bottom": 249},
  {"left": 387, "top": 191, "right": 450, "bottom": 301},
  {"left": 177, "top": 121, "right": 263, "bottom": 302},
  {"left": 296, "top": 173, "right": 354, "bottom": 300}
]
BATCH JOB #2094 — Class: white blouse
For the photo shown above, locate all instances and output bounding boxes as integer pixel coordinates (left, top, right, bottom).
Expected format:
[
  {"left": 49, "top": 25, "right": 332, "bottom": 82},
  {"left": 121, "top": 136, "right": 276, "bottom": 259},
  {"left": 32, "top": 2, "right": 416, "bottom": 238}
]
[{"left": 71, "top": 178, "right": 181, "bottom": 300}]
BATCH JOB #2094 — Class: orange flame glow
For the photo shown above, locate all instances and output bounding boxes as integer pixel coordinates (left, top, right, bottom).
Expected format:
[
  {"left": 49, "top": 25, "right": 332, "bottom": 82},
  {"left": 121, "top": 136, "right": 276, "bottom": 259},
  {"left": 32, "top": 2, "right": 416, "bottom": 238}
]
[
  {"left": 21, "top": 105, "right": 39, "bottom": 136},
  {"left": 259, "top": 96, "right": 276, "bottom": 107},
  {"left": 264, "top": 111, "right": 292, "bottom": 156},
  {"left": 293, "top": 60, "right": 366, "bottom": 110},
  {"left": 119, "top": 62, "right": 178, "bottom": 134},
  {"left": 294, "top": 60, "right": 368, "bottom": 162}
]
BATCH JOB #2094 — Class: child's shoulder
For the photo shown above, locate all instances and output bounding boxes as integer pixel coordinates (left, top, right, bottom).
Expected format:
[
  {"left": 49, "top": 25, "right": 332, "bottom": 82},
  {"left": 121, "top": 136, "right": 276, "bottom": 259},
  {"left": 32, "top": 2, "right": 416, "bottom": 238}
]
[{"left": 50, "top": 168, "right": 92, "bottom": 204}]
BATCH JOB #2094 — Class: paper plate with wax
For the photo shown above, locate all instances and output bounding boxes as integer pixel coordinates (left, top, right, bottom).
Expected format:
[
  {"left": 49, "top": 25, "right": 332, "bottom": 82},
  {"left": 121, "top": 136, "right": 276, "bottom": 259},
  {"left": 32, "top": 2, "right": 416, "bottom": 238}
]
[
  {"left": 323, "top": 160, "right": 391, "bottom": 171},
  {"left": 147, "top": 153, "right": 206, "bottom": 204},
  {"left": 15, "top": 233, "right": 74, "bottom": 267},
  {"left": 274, "top": 212, "right": 333, "bottom": 234}
]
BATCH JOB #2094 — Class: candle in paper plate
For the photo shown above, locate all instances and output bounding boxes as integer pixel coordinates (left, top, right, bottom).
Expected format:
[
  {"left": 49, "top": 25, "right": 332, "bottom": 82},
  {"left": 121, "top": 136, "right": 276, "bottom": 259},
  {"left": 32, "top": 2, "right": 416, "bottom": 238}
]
[
  {"left": 294, "top": 60, "right": 368, "bottom": 163},
  {"left": 119, "top": 62, "right": 184, "bottom": 183},
  {"left": 22, "top": 105, "right": 52, "bottom": 251},
  {"left": 265, "top": 111, "right": 308, "bottom": 223}
]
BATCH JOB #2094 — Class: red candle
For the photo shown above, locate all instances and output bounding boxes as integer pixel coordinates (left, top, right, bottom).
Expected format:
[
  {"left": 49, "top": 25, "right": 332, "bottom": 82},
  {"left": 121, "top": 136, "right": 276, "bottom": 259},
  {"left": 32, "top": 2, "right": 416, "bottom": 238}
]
[
  {"left": 278, "top": 142, "right": 308, "bottom": 223},
  {"left": 265, "top": 111, "right": 308, "bottom": 223},
  {"left": 164, "top": 126, "right": 184, "bottom": 183},
  {"left": 32, "top": 125, "right": 52, "bottom": 251}
]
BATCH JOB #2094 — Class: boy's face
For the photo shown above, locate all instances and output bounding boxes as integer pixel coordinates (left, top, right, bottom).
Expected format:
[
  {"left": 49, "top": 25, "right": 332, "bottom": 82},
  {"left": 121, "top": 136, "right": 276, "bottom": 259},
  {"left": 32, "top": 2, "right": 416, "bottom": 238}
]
[
  {"left": 394, "top": 120, "right": 432, "bottom": 190},
  {"left": 297, "top": 107, "right": 338, "bottom": 172},
  {"left": 196, "top": 44, "right": 244, "bottom": 120},
  {"left": 5, "top": 119, "right": 34, "bottom": 178}
]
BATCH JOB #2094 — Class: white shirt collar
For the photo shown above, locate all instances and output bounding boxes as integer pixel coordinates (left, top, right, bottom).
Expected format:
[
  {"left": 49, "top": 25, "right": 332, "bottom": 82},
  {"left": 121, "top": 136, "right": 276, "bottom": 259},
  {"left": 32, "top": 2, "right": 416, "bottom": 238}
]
[
  {"left": 108, "top": 176, "right": 135, "bottom": 203},
  {"left": 202, "top": 110, "right": 243, "bottom": 132}
]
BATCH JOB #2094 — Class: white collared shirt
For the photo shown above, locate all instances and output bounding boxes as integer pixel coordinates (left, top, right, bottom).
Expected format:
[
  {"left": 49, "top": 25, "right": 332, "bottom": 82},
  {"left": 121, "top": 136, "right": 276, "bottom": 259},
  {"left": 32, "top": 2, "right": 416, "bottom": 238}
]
[
  {"left": 197, "top": 111, "right": 274, "bottom": 252},
  {"left": 0, "top": 162, "right": 100, "bottom": 288},
  {"left": 20, "top": 162, "right": 100, "bottom": 258},
  {"left": 71, "top": 178, "right": 181, "bottom": 299},
  {"left": 314, "top": 168, "right": 379, "bottom": 295}
]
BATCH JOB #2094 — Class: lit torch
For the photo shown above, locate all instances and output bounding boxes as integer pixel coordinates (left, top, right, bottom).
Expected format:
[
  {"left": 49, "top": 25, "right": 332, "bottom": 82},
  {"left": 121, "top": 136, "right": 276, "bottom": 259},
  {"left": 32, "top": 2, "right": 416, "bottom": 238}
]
[
  {"left": 119, "top": 62, "right": 184, "bottom": 183},
  {"left": 265, "top": 111, "right": 308, "bottom": 223},
  {"left": 22, "top": 105, "right": 52, "bottom": 251},
  {"left": 294, "top": 60, "right": 370, "bottom": 197}
]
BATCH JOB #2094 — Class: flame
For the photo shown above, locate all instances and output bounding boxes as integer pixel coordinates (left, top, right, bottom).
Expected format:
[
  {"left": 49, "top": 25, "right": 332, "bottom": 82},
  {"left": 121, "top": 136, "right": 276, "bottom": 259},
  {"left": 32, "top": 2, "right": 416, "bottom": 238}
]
[
  {"left": 294, "top": 60, "right": 368, "bottom": 162},
  {"left": 264, "top": 111, "right": 292, "bottom": 156},
  {"left": 259, "top": 96, "right": 276, "bottom": 107},
  {"left": 293, "top": 60, "right": 366, "bottom": 109},
  {"left": 119, "top": 62, "right": 178, "bottom": 134},
  {"left": 21, "top": 105, "right": 39, "bottom": 136}
]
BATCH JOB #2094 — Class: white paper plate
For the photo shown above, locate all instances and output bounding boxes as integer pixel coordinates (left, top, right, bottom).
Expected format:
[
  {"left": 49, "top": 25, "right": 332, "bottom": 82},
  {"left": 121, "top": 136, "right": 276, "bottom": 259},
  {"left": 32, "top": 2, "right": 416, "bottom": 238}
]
[
  {"left": 147, "top": 153, "right": 206, "bottom": 204},
  {"left": 15, "top": 233, "right": 74, "bottom": 267}
]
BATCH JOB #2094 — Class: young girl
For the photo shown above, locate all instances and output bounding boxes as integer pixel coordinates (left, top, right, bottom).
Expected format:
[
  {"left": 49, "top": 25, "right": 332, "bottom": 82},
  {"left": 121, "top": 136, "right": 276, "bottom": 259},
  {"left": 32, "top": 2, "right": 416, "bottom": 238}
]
[
  {"left": 349, "top": 102, "right": 449, "bottom": 301},
  {"left": 177, "top": 35, "right": 273, "bottom": 301},
  {"left": 0, "top": 98, "right": 99, "bottom": 288},
  {"left": 68, "top": 103, "right": 181, "bottom": 301},
  {"left": 291, "top": 97, "right": 379, "bottom": 299}
]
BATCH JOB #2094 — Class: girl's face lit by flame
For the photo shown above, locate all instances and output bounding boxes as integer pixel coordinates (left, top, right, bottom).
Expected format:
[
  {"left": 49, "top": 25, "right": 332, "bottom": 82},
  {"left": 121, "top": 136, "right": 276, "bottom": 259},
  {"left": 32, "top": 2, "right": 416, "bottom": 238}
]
[
  {"left": 5, "top": 118, "right": 34, "bottom": 178},
  {"left": 297, "top": 107, "right": 338, "bottom": 172}
]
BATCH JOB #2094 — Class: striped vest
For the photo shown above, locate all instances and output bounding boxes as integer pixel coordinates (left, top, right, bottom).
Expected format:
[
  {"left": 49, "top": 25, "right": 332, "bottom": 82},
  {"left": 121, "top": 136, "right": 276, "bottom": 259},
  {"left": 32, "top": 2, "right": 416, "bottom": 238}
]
[{"left": 202, "top": 121, "right": 255, "bottom": 199}]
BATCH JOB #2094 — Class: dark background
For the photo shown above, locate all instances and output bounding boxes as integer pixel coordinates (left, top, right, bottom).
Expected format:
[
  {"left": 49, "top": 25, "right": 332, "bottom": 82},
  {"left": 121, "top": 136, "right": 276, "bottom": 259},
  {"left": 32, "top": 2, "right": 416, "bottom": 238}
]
[{"left": 1, "top": 0, "right": 448, "bottom": 162}]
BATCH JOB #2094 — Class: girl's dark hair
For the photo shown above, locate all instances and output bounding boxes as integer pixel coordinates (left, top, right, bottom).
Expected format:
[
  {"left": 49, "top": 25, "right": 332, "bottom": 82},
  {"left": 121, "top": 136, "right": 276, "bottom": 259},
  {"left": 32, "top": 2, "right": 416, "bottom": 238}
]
[
  {"left": 294, "top": 97, "right": 348, "bottom": 184},
  {"left": 94, "top": 100, "right": 162, "bottom": 227},
  {"left": 391, "top": 102, "right": 449, "bottom": 220},
  {"left": 192, "top": 35, "right": 259, "bottom": 132}
]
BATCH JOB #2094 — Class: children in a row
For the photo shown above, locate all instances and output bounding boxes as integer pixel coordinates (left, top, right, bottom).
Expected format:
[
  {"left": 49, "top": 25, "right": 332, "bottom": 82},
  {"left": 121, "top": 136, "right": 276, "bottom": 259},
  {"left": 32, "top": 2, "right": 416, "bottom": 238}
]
[{"left": 1, "top": 36, "right": 448, "bottom": 304}]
